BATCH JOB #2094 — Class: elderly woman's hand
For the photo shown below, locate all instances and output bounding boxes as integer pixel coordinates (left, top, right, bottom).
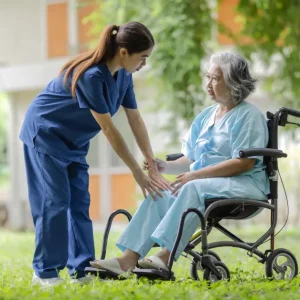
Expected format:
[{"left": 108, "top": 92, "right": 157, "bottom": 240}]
[
  {"left": 171, "top": 171, "right": 198, "bottom": 196},
  {"left": 142, "top": 158, "right": 167, "bottom": 173}
]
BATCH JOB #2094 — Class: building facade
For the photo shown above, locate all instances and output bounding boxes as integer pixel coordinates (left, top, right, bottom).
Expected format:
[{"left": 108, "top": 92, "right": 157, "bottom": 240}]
[{"left": 1, "top": 0, "right": 292, "bottom": 229}]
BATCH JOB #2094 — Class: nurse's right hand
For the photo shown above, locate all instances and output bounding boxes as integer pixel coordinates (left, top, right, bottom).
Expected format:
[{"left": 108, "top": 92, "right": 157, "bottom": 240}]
[
  {"left": 133, "top": 169, "right": 163, "bottom": 200},
  {"left": 142, "top": 158, "right": 167, "bottom": 173}
]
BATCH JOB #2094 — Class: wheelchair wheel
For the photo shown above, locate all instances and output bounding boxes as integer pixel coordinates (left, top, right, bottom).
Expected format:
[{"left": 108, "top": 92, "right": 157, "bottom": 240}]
[
  {"left": 265, "top": 248, "right": 298, "bottom": 280},
  {"left": 203, "top": 261, "right": 230, "bottom": 283},
  {"left": 190, "top": 250, "right": 221, "bottom": 280}
]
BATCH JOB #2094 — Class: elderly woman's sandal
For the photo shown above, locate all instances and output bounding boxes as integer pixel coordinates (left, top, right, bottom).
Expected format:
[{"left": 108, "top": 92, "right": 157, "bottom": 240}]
[
  {"left": 138, "top": 256, "right": 168, "bottom": 271},
  {"left": 90, "top": 258, "right": 126, "bottom": 275}
]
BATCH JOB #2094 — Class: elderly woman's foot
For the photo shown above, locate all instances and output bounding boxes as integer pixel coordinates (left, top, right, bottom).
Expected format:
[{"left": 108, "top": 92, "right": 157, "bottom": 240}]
[
  {"left": 116, "top": 257, "right": 137, "bottom": 272},
  {"left": 90, "top": 251, "right": 139, "bottom": 275},
  {"left": 138, "top": 248, "right": 171, "bottom": 270},
  {"left": 90, "top": 257, "right": 136, "bottom": 274},
  {"left": 138, "top": 256, "right": 168, "bottom": 271},
  {"left": 155, "top": 248, "right": 171, "bottom": 266}
]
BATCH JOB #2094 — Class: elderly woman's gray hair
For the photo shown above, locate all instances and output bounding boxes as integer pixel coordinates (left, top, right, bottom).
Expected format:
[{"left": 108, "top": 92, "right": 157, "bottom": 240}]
[{"left": 210, "top": 52, "right": 257, "bottom": 104}]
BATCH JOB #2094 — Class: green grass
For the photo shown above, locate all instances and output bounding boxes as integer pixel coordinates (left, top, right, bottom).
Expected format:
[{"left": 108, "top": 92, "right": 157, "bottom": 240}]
[{"left": 0, "top": 227, "right": 299, "bottom": 299}]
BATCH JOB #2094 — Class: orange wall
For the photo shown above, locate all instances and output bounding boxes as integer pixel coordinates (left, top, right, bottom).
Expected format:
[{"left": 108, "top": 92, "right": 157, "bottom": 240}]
[
  {"left": 77, "top": 1, "right": 99, "bottom": 52},
  {"left": 47, "top": 2, "right": 68, "bottom": 57},
  {"left": 111, "top": 174, "right": 137, "bottom": 221},
  {"left": 218, "top": 0, "right": 251, "bottom": 45},
  {"left": 89, "top": 174, "right": 137, "bottom": 221},
  {"left": 218, "top": 0, "right": 240, "bottom": 45},
  {"left": 89, "top": 174, "right": 100, "bottom": 220}
]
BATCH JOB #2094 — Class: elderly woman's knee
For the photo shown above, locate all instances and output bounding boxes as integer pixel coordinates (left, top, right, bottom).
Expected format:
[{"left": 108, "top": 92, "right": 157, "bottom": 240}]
[{"left": 180, "top": 181, "right": 198, "bottom": 195}]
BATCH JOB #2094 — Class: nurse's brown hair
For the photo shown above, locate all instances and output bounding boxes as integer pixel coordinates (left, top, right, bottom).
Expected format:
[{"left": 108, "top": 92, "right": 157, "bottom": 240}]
[{"left": 60, "top": 21, "right": 155, "bottom": 98}]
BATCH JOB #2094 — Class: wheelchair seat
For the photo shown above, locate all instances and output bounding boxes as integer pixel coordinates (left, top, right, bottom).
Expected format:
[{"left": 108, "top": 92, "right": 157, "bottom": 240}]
[{"left": 204, "top": 198, "right": 269, "bottom": 220}]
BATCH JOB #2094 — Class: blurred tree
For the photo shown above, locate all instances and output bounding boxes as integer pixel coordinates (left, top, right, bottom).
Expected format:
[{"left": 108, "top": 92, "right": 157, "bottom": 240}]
[
  {"left": 83, "top": 0, "right": 215, "bottom": 142},
  {"left": 220, "top": 0, "right": 300, "bottom": 112},
  {"left": 83, "top": 0, "right": 300, "bottom": 136}
]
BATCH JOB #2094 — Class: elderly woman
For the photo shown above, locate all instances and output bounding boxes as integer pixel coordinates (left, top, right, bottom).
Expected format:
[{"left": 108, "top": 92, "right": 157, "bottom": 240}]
[{"left": 90, "top": 52, "right": 270, "bottom": 274}]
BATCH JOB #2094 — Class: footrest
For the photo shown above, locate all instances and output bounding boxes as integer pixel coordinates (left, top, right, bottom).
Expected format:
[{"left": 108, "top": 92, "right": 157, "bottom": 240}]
[
  {"left": 131, "top": 268, "right": 175, "bottom": 281},
  {"left": 84, "top": 267, "right": 125, "bottom": 280}
]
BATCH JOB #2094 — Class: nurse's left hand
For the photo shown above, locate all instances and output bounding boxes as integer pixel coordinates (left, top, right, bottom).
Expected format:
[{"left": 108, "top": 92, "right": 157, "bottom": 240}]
[
  {"left": 148, "top": 170, "right": 173, "bottom": 192},
  {"left": 171, "top": 171, "right": 198, "bottom": 196},
  {"left": 147, "top": 160, "right": 172, "bottom": 191}
]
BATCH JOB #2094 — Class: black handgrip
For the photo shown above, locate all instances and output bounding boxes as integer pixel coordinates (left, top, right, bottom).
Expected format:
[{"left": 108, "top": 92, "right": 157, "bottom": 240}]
[
  {"left": 166, "top": 153, "right": 184, "bottom": 161},
  {"left": 239, "top": 148, "right": 287, "bottom": 158},
  {"left": 281, "top": 107, "right": 300, "bottom": 118}
]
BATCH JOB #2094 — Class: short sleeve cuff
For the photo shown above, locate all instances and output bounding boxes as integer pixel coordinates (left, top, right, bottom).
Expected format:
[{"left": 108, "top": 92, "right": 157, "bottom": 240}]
[
  {"left": 77, "top": 97, "right": 109, "bottom": 114},
  {"left": 181, "top": 142, "right": 194, "bottom": 161},
  {"left": 122, "top": 88, "right": 137, "bottom": 109}
]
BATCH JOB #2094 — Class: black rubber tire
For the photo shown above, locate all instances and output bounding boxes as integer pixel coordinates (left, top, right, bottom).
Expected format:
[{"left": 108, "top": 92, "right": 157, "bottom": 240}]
[
  {"left": 265, "top": 248, "right": 298, "bottom": 280},
  {"left": 203, "top": 261, "right": 230, "bottom": 283},
  {"left": 190, "top": 250, "right": 221, "bottom": 280}
]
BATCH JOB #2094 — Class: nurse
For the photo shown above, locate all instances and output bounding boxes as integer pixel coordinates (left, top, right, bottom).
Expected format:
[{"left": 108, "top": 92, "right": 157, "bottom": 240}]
[
  {"left": 90, "top": 52, "right": 270, "bottom": 275},
  {"left": 20, "top": 21, "right": 169, "bottom": 286}
]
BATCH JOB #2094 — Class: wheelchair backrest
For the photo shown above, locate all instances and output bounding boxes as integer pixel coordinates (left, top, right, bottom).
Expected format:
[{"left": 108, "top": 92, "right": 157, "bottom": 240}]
[{"left": 264, "top": 117, "right": 279, "bottom": 200}]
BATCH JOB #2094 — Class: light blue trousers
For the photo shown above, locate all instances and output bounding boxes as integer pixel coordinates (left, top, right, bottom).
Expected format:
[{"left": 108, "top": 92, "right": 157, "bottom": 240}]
[{"left": 116, "top": 177, "right": 267, "bottom": 260}]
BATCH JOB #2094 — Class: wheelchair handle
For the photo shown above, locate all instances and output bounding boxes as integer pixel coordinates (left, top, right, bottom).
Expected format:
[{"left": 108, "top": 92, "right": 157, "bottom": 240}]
[
  {"left": 166, "top": 153, "right": 184, "bottom": 161},
  {"left": 280, "top": 107, "right": 300, "bottom": 118},
  {"left": 239, "top": 148, "right": 287, "bottom": 158}
]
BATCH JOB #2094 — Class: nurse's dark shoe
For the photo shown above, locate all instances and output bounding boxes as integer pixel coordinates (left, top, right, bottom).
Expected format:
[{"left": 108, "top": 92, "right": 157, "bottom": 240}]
[{"left": 32, "top": 272, "right": 64, "bottom": 287}]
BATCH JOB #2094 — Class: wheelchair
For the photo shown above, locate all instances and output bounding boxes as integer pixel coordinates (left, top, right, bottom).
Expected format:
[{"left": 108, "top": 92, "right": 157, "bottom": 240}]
[{"left": 85, "top": 107, "right": 299, "bottom": 283}]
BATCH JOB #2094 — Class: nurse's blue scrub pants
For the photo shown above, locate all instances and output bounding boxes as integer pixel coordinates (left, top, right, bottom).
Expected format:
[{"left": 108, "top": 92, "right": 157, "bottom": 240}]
[{"left": 23, "top": 145, "right": 95, "bottom": 279}]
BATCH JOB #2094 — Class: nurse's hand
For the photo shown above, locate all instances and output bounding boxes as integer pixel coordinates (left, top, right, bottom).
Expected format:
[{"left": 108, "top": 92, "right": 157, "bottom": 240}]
[
  {"left": 133, "top": 169, "right": 164, "bottom": 200},
  {"left": 171, "top": 171, "right": 198, "bottom": 196},
  {"left": 145, "top": 159, "right": 172, "bottom": 191},
  {"left": 148, "top": 170, "right": 172, "bottom": 192}
]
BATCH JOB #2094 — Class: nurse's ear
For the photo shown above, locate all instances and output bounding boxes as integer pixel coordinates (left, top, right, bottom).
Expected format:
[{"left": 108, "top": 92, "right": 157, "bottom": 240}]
[{"left": 119, "top": 48, "right": 129, "bottom": 58}]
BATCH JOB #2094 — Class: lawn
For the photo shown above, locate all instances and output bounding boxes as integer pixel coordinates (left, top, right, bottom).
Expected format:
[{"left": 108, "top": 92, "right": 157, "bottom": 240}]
[{"left": 0, "top": 226, "right": 299, "bottom": 300}]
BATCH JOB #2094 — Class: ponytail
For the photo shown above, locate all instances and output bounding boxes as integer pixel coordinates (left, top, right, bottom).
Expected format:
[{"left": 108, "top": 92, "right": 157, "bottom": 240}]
[
  {"left": 60, "top": 24, "right": 119, "bottom": 98},
  {"left": 60, "top": 22, "right": 155, "bottom": 99}
]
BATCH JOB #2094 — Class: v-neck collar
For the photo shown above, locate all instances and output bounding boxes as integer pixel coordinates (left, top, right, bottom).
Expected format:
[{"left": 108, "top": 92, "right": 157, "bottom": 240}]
[
  {"left": 98, "top": 63, "right": 120, "bottom": 91},
  {"left": 209, "top": 102, "right": 244, "bottom": 128}
]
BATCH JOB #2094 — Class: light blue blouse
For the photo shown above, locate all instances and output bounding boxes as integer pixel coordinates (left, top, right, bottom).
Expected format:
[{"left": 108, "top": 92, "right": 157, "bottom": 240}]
[{"left": 181, "top": 101, "right": 270, "bottom": 195}]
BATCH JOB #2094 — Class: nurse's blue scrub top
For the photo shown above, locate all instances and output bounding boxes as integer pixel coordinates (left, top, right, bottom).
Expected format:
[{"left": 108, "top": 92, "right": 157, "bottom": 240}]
[{"left": 20, "top": 64, "right": 137, "bottom": 161}]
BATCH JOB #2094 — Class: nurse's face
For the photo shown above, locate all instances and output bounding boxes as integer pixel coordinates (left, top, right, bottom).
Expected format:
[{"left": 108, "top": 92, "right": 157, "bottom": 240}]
[
  {"left": 205, "top": 63, "right": 231, "bottom": 104},
  {"left": 119, "top": 47, "right": 153, "bottom": 73}
]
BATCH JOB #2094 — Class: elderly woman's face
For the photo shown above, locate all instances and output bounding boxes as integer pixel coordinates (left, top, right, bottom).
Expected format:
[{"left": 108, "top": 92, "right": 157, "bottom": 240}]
[{"left": 206, "top": 63, "right": 230, "bottom": 103}]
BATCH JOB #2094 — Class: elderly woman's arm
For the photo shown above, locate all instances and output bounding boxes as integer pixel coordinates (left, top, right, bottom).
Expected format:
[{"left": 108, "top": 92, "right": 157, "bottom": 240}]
[
  {"left": 171, "top": 157, "right": 256, "bottom": 195},
  {"left": 194, "top": 157, "right": 255, "bottom": 178},
  {"left": 163, "top": 156, "right": 191, "bottom": 175}
]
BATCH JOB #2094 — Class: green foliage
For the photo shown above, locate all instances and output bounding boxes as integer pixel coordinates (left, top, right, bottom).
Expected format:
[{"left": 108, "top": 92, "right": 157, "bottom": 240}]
[
  {"left": 84, "top": 0, "right": 215, "bottom": 140},
  {"left": 84, "top": 0, "right": 300, "bottom": 137},
  {"left": 221, "top": 0, "right": 300, "bottom": 110},
  {"left": 0, "top": 229, "right": 300, "bottom": 299}
]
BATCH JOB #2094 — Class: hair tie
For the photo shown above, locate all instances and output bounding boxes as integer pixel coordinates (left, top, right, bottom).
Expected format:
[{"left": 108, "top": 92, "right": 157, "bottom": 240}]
[{"left": 112, "top": 26, "right": 119, "bottom": 36}]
